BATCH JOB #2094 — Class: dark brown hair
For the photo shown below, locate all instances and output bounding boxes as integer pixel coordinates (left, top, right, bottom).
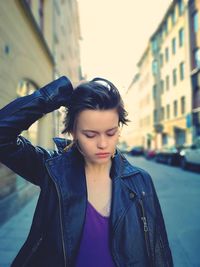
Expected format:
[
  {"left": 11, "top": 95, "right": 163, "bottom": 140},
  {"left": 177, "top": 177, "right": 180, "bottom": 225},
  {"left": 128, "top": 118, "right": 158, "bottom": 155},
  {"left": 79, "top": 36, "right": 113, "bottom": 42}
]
[{"left": 62, "top": 77, "right": 129, "bottom": 135}]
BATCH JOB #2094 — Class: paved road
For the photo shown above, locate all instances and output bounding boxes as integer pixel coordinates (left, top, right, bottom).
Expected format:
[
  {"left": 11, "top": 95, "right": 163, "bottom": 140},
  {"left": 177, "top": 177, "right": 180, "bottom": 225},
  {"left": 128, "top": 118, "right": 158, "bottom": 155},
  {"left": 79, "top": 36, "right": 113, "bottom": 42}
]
[
  {"left": 0, "top": 195, "right": 38, "bottom": 267},
  {"left": 125, "top": 154, "right": 200, "bottom": 267}
]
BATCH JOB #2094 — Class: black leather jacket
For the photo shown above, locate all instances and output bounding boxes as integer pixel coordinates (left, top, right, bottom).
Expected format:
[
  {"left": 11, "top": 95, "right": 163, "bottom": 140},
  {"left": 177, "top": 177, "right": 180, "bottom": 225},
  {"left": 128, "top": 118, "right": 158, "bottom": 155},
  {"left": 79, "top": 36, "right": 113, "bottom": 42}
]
[{"left": 0, "top": 77, "right": 173, "bottom": 267}]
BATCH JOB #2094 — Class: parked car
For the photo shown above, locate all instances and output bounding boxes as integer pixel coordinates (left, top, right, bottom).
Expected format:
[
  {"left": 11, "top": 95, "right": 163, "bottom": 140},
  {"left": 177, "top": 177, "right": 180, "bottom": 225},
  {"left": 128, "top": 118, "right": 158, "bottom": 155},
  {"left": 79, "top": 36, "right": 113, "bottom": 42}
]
[
  {"left": 155, "top": 145, "right": 184, "bottom": 166},
  {"left": 117, "top": 142, "right": 129, "bottom": 154},
  {"left": 180, "top": 137, "right": 200, "bottom": 170},
  {"left": 144, "top": 149, "right": 156, "bottom": 160},
  {"left": 129, "top": 146, "right": 144, "bottom": 156}
]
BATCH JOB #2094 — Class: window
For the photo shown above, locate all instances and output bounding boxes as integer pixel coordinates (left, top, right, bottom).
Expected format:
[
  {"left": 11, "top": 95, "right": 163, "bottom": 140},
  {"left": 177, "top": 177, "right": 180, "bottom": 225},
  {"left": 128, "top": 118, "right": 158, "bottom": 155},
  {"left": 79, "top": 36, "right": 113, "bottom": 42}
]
[
  {"left": 180, "top": 62, "right": 185, "bottom": 80},
  {"left": 171, "top": 9, "right": 176, "bottom": 26},
  {"left": 193, "top": 48, "right": 200, "bottom": 68},
  {"left": 162, "top": 26, "right": 166, "bottom": 38},
  {"left": 152, "top": 38, "right": 158, "bottom": 52},
  {"left": 16, "top": 80, "right": 36, "bottom": 96},
  {"left": 178, "top": 0, "right": 184, "bottom": 16},
  {"left": 173, "top": 100, "right": 178, "bottom": 117},
  {"left": 172, "top": 37, "right": 176, "bottom": 54},
  {"left": 153, "top": 85, "right": 157, "bottom": 99},
  {"left": 193, "top": 11, "right": 198, "bottom": 33},
  {"left": 161, "top": 107, "right": 165, "bottom": 120},
  {"left": 163, "top": 19, "right": 168, "bottom": 36},
  {"left": 166, "top": 104, "right": 170, "bottom": 119},
  {"left": 173, "top": 69, "right": 177, "bottom": 86},
  {"left": 39, "top": 0, "right": 44, "bottom": 32},
  {"left": 153, "top": 109, "right": 158, "bottom": 123},
  {"left": 165, "top": 18, "right": 168, "bottom": 35},
  {"left": 160, "top": 80, "right": 164, "bottom": 94},
  {"left": 166, "top": 75, "right": 170, "bottom": 90},
  {"left": 179, "top": 28, "right": 184, "bottom": 47},
  {"left": 152, "top": 60, "right": 158, "bottom": 75},
  {"left": 16, "top": 80, "right": 38, "bottom": 145},
  {"left": 26, "top": 0, "right": 32, "bottom": 6},
  {"left": 162, "top": 133, "right": 168, "bottom": 145},
  {"left": 160, "top": 53, "right": 163, "bottom": 67},
  {"left": 165, "top": 47, "right": 169, "bottom": 62},
  {"left": 55, "top": 0, "right": 61, "bottom": 15},
  {"left": 181, "top": 96, "right": 185, "bottom": 114},
  {"left": 159, "top": 29, "right": 163, "bottom": 43}
]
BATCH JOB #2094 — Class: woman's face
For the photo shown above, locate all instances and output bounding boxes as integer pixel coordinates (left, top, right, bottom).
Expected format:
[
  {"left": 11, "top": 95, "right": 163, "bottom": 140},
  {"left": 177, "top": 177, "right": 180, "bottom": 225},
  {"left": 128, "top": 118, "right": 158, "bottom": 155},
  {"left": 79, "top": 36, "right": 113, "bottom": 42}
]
[{"left": 72, "top": 109, "right": 120, "bottom": 165}]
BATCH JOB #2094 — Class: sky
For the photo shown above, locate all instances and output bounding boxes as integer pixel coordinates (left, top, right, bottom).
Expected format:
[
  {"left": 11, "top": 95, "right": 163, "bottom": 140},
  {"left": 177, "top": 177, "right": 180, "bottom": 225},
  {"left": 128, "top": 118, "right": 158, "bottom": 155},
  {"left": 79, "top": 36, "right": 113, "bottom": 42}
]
[{"left": 78, "top": 0, "right": 172, "bottom": 92}]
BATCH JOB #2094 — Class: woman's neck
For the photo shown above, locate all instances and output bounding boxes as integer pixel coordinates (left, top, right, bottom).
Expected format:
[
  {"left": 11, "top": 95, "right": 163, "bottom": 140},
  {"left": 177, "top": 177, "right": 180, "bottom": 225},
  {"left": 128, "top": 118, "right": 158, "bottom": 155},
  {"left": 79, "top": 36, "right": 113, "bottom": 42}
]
[{"left": 85, "top": 160, "right": 112, "bottom": 178}]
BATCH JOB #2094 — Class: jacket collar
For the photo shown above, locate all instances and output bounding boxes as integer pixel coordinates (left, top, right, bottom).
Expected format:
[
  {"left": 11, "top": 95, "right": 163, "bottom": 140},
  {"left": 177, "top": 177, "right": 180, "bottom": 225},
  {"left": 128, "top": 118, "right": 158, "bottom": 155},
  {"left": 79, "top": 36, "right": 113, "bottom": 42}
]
[
  {"left": 52, "top": 137, "right": 70, "bottom": 153},
  {"left": 50, "top": 138, "right": 140, "bottom": 199},
  {"left": 111, "top": 150, "right": 140, "bottom": 179},
  {"left": 52, "top": 137, "right": 140, "bottom": 179}
]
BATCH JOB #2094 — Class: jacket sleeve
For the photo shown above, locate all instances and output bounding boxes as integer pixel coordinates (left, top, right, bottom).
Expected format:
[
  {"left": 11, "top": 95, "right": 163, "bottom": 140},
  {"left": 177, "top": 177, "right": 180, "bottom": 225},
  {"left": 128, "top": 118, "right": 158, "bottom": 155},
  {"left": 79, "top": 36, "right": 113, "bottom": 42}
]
[
  {"left": 0, "top": 76, "right": 73, "bottom": 186},
  {"left": 150, "top": 178, "right": 174, "bottom": 267}
]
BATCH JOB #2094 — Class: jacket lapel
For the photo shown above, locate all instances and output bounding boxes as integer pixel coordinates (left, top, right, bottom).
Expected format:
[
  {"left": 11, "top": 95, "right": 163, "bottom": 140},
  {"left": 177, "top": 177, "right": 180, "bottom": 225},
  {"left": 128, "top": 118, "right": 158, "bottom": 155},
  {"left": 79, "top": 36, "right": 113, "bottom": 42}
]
[
  {"left": 46, "top": 147, "right": 87, "bottom": 264},
  {"left": 110, "top": 152, "right": 140, "bottom": 235}
]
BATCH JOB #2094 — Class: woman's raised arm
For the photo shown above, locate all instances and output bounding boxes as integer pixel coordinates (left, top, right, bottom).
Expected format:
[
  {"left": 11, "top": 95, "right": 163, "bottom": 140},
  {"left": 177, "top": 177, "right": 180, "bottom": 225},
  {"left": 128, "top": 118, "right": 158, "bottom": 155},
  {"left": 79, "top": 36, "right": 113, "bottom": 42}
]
[{"left": 0, "top": 76, "right": 73, "bottom": 186}]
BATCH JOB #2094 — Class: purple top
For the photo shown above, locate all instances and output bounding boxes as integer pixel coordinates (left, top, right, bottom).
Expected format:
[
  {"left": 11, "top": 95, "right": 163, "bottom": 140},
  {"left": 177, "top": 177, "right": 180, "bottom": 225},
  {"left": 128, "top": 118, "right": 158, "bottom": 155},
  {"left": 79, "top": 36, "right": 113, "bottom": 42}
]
[{"left": 75, "top": 202, "right": 115, "bottom": 267}]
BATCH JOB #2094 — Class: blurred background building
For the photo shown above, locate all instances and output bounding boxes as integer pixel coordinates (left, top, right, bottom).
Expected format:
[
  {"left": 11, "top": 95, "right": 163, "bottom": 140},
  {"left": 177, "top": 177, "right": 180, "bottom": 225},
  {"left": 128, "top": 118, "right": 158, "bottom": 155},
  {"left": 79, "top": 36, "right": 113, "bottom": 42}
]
[
  {"left": 0, "top": 0, "right": 82, "bottom": 225},
  {"left": 122, "top": 0, "right": 200, "bottom": 151},
  {"left": 188, "top": 0, "right": 200, "bottom": 139}
]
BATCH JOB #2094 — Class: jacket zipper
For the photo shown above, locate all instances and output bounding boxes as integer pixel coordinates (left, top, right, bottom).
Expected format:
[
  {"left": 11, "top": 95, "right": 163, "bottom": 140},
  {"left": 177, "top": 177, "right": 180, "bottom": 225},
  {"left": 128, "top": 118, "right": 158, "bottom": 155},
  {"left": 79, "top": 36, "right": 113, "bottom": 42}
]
[
  {"left": 138, "top": 199, "right": 152, "bottom": 265},
  {"left": 47, "top": 168, "right": 67, "bottom": 267},
  {"left": 22, "top": 237, "right": 43, "bottom": 267}
]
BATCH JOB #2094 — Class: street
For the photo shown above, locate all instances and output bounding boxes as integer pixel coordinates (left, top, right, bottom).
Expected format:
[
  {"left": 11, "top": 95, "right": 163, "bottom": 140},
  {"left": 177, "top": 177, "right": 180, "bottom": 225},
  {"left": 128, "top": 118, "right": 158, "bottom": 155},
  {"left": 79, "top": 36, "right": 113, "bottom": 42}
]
[{"left": 125, "top": 154, "right": 200, "bottom": 267}]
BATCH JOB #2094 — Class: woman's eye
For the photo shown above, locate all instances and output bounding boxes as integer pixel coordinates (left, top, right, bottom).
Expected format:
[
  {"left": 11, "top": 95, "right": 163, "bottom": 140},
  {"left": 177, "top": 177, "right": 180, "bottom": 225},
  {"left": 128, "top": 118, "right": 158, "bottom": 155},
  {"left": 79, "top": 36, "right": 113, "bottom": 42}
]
[
  {"left": 107, "top": 131, "right": 117, "bottom": 136},
  {"left": 85, "top": 134, "right": 95, "bottom": 138},
  {"left": 84, "top": 130, "right": 118, "bottom": 138}
]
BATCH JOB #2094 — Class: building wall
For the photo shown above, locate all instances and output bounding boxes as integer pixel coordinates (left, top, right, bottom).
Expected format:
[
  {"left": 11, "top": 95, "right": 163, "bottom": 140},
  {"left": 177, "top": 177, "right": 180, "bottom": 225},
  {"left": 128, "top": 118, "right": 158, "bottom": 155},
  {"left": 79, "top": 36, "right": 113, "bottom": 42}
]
[
  {"left": 0, "top": 0, "right": 81, "bottom": 225},
  {"left": 159, "top": 0, "right": 193, "bottom": 146},
  {"left": 188, "top": 0, "right": 200, "bottom": 139},
  {"left": 0, "top": 0, "right": 54, "bottom": 225},
  {"left": 137, "top": 46, "right": 155, "bottom": 149},
  {"left": 0, "top": 0, "right": 54, "bottom": 146},
  {"left": 54, "top": 0, "right": 81, "bottom": 83},
  {"left": 122, "top": 74, "right": 142, "bottom": 148},
  {"left": 124, "top": 0, "right": 194, "bottom": 150}
]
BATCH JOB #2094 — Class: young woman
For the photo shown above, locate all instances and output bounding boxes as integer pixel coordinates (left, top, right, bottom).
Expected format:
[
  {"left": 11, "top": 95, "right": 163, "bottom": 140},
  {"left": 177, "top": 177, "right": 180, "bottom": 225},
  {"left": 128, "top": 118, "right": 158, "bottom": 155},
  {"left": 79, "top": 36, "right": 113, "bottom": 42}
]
[{"left": 0, "top": 76, "right": 173, "bottom": 267}]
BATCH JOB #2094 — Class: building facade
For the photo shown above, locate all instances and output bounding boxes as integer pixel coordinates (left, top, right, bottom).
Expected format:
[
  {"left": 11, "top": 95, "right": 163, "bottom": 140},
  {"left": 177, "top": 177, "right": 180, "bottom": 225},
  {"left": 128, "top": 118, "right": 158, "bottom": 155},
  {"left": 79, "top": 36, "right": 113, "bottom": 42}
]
[
  {"left": 123, "top": 0, "right": 197, "bottom": 150},
  {"left": 188, "top": 0, "right": 200, "bottom": 139},
  {"left": 0, "top": 0, "right": 81, "bottom": 225},
  {"left": 151, "top": 0, "right": 192, "bottom": 148},
  {"left": 123, "top": 73, "right": 142, "bottom": 148},
  {"left": 124, "top": 45, "right": 155, "bottom": 149}
]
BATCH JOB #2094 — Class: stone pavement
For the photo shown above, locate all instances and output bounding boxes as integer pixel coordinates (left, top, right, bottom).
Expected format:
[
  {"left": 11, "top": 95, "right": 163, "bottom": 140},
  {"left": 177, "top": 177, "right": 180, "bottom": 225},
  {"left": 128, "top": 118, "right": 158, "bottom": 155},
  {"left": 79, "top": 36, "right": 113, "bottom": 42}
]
[{"left": 0, "top": 195, "right": 39, "bottom": 267}]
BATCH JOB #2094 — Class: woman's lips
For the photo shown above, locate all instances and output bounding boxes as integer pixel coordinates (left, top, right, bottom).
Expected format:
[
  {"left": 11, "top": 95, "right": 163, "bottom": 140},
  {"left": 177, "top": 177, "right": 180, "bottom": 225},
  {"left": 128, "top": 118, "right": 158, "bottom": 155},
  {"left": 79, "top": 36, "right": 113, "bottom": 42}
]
[{"left": 95, "top": 153, "right": 110, "bottom": 158}]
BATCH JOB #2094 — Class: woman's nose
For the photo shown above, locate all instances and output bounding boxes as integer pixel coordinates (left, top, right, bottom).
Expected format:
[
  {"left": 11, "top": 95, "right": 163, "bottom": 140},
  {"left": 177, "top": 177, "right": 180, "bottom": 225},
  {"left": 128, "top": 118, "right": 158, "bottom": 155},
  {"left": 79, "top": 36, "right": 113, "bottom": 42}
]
[{"left": 97, "top": 135, "right": 108, "bottom": 149}]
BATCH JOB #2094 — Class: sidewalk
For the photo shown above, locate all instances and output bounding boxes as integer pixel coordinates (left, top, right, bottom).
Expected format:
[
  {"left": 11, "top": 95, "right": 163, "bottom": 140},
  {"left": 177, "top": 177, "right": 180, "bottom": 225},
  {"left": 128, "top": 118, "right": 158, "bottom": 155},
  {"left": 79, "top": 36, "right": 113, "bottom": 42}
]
[{"left": 0, "top": 195, "right": 38, "bottom": 267}]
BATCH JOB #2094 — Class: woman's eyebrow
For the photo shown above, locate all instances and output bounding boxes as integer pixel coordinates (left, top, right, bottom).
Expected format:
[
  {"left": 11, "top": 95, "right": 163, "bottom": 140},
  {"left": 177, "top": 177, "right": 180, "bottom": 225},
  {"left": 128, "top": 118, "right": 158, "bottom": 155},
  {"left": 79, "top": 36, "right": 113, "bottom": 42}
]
[{"left": 82, "top": 126, "right": 118, "bottom": 133}]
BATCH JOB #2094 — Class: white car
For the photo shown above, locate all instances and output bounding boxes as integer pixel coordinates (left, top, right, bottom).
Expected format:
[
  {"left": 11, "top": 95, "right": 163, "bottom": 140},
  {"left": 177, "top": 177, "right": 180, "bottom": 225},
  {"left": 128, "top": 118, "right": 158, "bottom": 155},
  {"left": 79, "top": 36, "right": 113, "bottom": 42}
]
[{"left": 180, "top": 137, "right": 200, "bottom": 170}]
